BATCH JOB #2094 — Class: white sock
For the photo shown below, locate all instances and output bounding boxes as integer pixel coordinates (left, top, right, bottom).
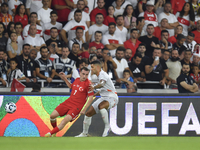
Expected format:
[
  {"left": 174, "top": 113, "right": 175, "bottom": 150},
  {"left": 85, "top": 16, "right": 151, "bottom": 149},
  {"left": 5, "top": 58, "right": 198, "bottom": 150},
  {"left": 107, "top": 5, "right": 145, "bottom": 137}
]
[
  {"left": 83, "top": 116, "right": 92, "bottom": 134},
  {"left": 100, "top": 108, "right": 109, "bottom": 128}
]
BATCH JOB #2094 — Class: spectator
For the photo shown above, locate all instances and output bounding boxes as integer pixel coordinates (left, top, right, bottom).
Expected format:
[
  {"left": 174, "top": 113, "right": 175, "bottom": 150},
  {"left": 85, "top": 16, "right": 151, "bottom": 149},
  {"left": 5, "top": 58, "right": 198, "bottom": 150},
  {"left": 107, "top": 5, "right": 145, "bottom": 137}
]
[
  {"left": 96, "top": 48, "right": 103, "bottom": 60},
  {"left": 23, "top": 12, "right": 43, "bottom": 38},
  {"left": 171, "top": 0, "right": 186, "bottom": 15},
  {"left": 115, "top": 15, "right": 128, "bottom": 43},
  {"left": 0, "top": 50, "right": 9, "bottom": 87},
  {"left": 124, "top": 28, "right": 141, "bottom": 59},
  {"left": 158, "top": 2, "right": 179, "bottom": 37},
  {"left": 87, "top": 54, "right": 98, "bottom": 69},
  {"left": 68, "top": 42, "right": 81, "bottom": 67},
  {"left": 153, "top": 18, "right": 168, "bottom": 40},
  {"left": 112, "top": 0, "right": 131, "bottom": 10},
  {"left": 14, "top": 4, "right": 28, "bottom": 28},
  {"left": 137, "top": 0, "right": 147, "bottom": 14},
  {"left": 162, "top": 49, "right": 171, "bottom": 62},
  {"left": 26, "top": 0, "right": 43, "bottom": 17},
  {"left": 48, "top": 42, "right": 59, "bottom": 62},
  {"left": 69, "top": 27, "right": 85, "bottom": 51},
  {"left": 103, "top": 6, "right": 116, "bottom": 26},
  {"left": 8, "top": 0, "right": 22, "bottom": 17},
  {"left": 24, "top": 24, "right": 46, "bottom": 60},
  {"left": 172, "top": 34, "right": 187, "bottom": 58},
  {"left": 7, "top": 58, "right": 26, "bottom": 87},
  {"left": 0, "top": 22, "right": 7, "bottom": 52},
  {"left": 175, "top": 2, "right": 195, "bottom": 36},
  {"left": 191, "top": 0, "right": 200, "bottom": 15},
  {"left": 30, "top": 49, "right": 37, "bottom": 60},
  {"left": 168, "top": 25, "right": 183, "bottom": 44},
  {"left": 127, "top": 82, "right": 137, "bottom": 93},
  {"left": 15, "top": 44, "right": 37, "bottom": 86},
  {"left": 102, "top": 22, "right": 123, "bottom": 57},
  {"left": 145, "top": 48, "right": 169, "bottom": 89},
  {"left": 68, "top": 0, "right": 90, "bottom": 28},
  {"left": 31, "top": 83, "right": 41, "bottom": 92},
  {"left": 177, "top": 63, "right": 198, "bottom": 93},
  {"left": 88, "top": 13, "right": 108, "bottom": 42},
  {"left": 53, "top": 46, "right": 76, "bottom": 79},
  {"left": 183, "top": 32, "right": 196, "bottom": 53},
  {"left": 139, "top": 24, "right": 160, "bottom": 58},
  {"left": 190, "top": 65, "right": 200, "bottom": 86},
  {"left": 7, "top": 32, "right": 22, "bottom": 59},
  {"left": 89, "top": 46, "right": 97, "bottom": 55},
  {"left": 138, "top": 1, "right": 158, "bottom": 33},
  {"left": 160, "top": 30, "right": 173, "bottom": 50},
  {"left": 60, "top": 9, "right": 89, "bottom": 44},
  {"left": 123, "top": 4, "right": 137, "bottom": 30},
  {"left": 6, "top": 22, "right": 15, "bottom": 38},
  {"left": 180, "top": 49, "right": 192, "bottom": 67},
  {"left": 120, "top": 69, "right": 134, "bottom": 89},
  {"left": 35, "top": 46, "right": 55, "bottom": 86},
  {"left": 90, "top": 0, "right": 107, "bottom": 25},
  {"left": 128, "top": 52, "right": 146, "bottom": 82},
  {"left": 113, "top": 46, "right": 129, "bottom": 79},
  {"left": 192, "top": 20, "right": 200, "bottom": 44},
  {"left": 113, "top": 0, "right": 123, "bottom": 17},
  {"left": 0, "top": 3, "right": 13, "bottom": 27},
  {"left": 89, "top": 31, "right": 104, "bottom": 49},
  {"left": 137, "top": 43, "right": 149, "bottom": 64},
  {"left": 136, "top": 17, "right": 145, "bottom": 36},
  {"left": 42, "top": 11, "right": 63, "bottom": 42},
  {"left": 154, "top": 0, "right": 165, "bottom": 15},
  {"left": 51, "top": 0, "right": 76, "bottom": 26},
  {"left": 78, "top": 43, "right": 90, "bottom": 59},
  {"left": 71, "top": 58, "right": 87, "bottom": 81},
  {"left": 124, "top": 48, "right": 132, "bottom": 63},
  {"left": 191, "top": 46, "right": 200, "bottom": 70}
]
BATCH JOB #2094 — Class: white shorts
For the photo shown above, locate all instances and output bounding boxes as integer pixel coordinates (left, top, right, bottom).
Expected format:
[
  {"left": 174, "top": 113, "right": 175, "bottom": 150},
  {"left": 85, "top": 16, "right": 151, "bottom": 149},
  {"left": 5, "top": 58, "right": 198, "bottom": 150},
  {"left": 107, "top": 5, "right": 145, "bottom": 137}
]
[{"left": 92, "top": 97, "right": 118, "bottom": 114}]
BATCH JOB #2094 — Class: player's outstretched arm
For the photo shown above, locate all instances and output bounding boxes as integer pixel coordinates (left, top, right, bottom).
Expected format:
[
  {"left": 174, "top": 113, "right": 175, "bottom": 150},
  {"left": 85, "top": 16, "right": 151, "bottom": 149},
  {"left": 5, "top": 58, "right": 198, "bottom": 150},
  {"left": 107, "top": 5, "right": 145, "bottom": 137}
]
[
  {"left": 59, "top": 72, "right": 72, "bottom": 89},
  {"left": 80, "top": 95, "right": 94, "bottom": 115}
]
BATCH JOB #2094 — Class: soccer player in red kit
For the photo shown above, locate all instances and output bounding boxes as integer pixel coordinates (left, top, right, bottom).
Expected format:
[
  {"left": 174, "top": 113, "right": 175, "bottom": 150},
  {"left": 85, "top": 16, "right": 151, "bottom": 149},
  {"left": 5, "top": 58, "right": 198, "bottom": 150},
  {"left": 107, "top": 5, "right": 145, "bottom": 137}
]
[{"left": 45, "top": 67, "right": 94, "bottom": 137}]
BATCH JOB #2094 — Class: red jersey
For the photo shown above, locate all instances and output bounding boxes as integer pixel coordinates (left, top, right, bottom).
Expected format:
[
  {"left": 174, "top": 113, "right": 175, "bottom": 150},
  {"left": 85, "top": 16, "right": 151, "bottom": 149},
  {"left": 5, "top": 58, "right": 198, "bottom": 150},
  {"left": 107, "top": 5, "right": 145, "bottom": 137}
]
[
  {"left": 192, "top": 30, "right": 200, "bottom": 44},
  {"left": 14, "top": 14, "right": 28, "bottom": 28},
  {"left": 69, "top": 78, "right": 94, "bottom": 107},
  {"left": 153, "top": 26, "right": 162, "bottom": 40},
  {"left": 89, "top": 41, "right": 104, "bottom": 49},
  {"left": 168, "top": 35, "right": 177, "bottom": 44},
  {"left": 90, "top": 7, "right": 107, "bottom": 23},
  {"left": 124, "top": 39, "right": 141, "bottom": 59},
  {"left": 190, "top": 73, "right": 200, "bottom": 82},
  {"left": 103, "top": 16, "right": 116, "bottom": 26},
  {"left": 78, "top": 51, "right": 90, "bottom": 59},
  {"left": 171, "top": 0, "right": 185, "bottom": 15}
]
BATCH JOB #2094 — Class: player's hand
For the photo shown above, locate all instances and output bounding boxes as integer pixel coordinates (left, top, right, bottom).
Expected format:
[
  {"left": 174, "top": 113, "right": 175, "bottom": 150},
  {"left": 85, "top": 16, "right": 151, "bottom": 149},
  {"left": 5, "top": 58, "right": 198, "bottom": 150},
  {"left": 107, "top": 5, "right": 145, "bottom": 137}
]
[
  {"left": 80, "top": 110, "right": 86, "bottom": 115},
  {"left": 59, "top": 72, "right": 65, "bottom": 80},
  {"left": 89, "top": 84, "right": 94, "bottom": 91},
  {"left": 26, "top": 78, "right": 30, "bottom": 83},
  {"left": 160, "top": 79, "right": 165, "bottom": 86},
  {"left": 47, "top": 77, "right": 52, "bottom": 83}
]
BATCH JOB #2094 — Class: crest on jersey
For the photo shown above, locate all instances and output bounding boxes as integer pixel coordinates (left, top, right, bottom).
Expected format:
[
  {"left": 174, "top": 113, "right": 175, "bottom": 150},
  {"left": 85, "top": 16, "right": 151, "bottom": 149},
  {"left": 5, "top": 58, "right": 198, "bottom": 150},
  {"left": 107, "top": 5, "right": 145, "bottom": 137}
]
[{"left": 79, "top": 87, "right": 83, "bottom": 91}]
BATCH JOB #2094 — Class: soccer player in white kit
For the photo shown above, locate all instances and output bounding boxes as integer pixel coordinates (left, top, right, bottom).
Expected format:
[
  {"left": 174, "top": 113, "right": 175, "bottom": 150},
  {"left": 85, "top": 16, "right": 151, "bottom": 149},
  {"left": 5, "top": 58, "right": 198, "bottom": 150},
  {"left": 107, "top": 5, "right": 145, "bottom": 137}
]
[{"left": 76, "top": 60, "right": 118, "bottom": 137}]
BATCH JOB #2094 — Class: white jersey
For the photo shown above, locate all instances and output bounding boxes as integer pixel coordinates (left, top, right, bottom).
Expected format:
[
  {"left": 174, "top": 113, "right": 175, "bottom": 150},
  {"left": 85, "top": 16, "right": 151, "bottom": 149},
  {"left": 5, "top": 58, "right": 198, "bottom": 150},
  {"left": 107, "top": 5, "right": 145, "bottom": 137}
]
[
  {"left": 37, "top": 8, "right": 52, "bottom": 26},
  {"left": 183, "top": 40, "right": 197, "bottom": 53},
  {"left": 102, "top": 33, "right": 123, "bottom": 57},
  {"left": 8, "top": 0, "right": 22, "bottom": 16},
  {"left": 68, "top": 9, "right": 90, "bottom": 23},
  {"left": 176, "top": 12, "right": 190, "bottom": 36},
  {"left": 114, "top": 7, "right": 124, "bottom": 17},
  {"left": 115, "top": 26, "right": 128, "bottom": 43},
  {"left": 8, "top": 69, "right": 25, "bottom": 86},
  {"left": 88, "top": 24, "right": 108, "bottom": 42},
  {"left": 26, "top": 0, "right": 43, "bottom": 14},
  {"left": 158, "top": 12, "right": 178, "bottom": 36},
  {"left": 42, "top": 22, "right": 63, "bottom": 41},
  {"left": 63, "top": 19, "right": 88, "bottom": 42},
  {"left": 97, "top": 70, "right": 118, "bottom": 100},
  {"left": 112, "top": 1, "right": 131, "bottom": 10},
  {"left": 23, "top": 24, "right": 43, "bottom": 38}
]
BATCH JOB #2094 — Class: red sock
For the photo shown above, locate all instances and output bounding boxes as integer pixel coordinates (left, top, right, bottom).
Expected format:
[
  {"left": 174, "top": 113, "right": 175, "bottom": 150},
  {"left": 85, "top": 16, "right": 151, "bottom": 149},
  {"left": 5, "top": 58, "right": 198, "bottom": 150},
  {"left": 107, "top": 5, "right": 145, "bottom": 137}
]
[
  {"left": 50, "top": 127, "right": 60, "bottom": 135},
  {"left": 51, "top": 121, "right": 57, "bottom": 128}
]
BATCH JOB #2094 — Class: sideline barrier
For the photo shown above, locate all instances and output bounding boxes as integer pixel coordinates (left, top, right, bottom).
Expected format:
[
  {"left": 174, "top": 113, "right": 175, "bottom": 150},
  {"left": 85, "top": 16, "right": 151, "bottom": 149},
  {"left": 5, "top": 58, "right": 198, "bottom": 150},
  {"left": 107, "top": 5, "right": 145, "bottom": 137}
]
[{"left": 0, "top": 93, "right": 200, "bottom": 137}]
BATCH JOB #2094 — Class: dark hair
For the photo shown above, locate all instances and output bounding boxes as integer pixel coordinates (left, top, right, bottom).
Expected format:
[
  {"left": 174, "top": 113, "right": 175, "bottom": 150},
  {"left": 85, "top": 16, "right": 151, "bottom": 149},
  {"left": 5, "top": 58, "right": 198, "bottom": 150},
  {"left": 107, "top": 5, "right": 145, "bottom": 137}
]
[
  {"left": 0, "top": 50, "right": 5, "bottom": 53},
  {"left": 82, "top": 43, "right": 89, "bottom": 50},
  {"left": 133, "top": 52, "right": 142, "bottom": 59},
  {"left": 90, "top": 60, "right": 101, "bottom": 66},
  {"left": 31, "top": 83, "right": 41, "bottom": 92},
  {"left": 96, "top": 13, "right": 104, "bottom": 17},
  {"left": 147, "top": 24, "right": 154, "bottom": 28},
  {"left": 161, "top": 30, "right": 169, "bottom": 35},
  {"left": 164, "top": 2, "right": 171, "bottom": 7},
  {"left": 123, "top": 4, "right": 135, "bottom": 17},
  {"left": 30, "top": 12, "right": 38, "bottom": 17},
  {"left": 9, "top": 58, "right": 17, "bottom": 64},
  {"left": 102, "top": 48, "right": 108, "bottom": 52},
  {"left": 182, "top": 63, "right": 190, "bottom": 67},
  {"left": 162, "top": 49, "right": 171, "bottom": 54},
  {"left": 50, "top": 27, "right": 58, "bottom": 32},
  {"left": 0, "top": 22, "right": 6, "bottom": 35},
  {"left": 184, "top": 49, "right": 192, "bottom": 53},
  {"left": 123, "top": 69, "right": 130, "bottom": 74},
  {"left": 40, "top": 46, "right": 48, "bottom": 52},
  {"left": 116, "top": 15, "right": 124, "bottom": 20},
  {"left": 89, "top": 54, "right": 97, "bottom": 61},
  {"left": 74, "top": 9, "right": 82, "bottom": 15},
  {"left": 9, "top": 31, "right": 17, "bottom": 38},
  {"left": 50, "top": 10, "right": 58, "bottom": 16},
  {"left": 107, "top": 5, "right": 115, "bottom": 15},
  {"left": 108, "top": 22, "right": 116, "bottom": 27},
  {"left": 15, "top": 4, "right": 26, "bottom": 16},
  {"left": 80, "top": 66, "right": 90, "bottom": 72},
  {"left": 79, "top": 58, "right": 88, "bottom": 65},
  {"left": 15, "top": 22, "right": 23, "bottom": 28},
  {"left": 130, "top": 28, "right": 139, "bottom": 33},
  {"left": 139, "top": 43, "right": 146, "bottom": 48},
  {"left": 72, "top": 42, "right": 80, "bottom": 48},
  {"left": 116, "top": 46, "right": 126, "bottom": 53},
  {"left": 1, "top": 3, "right": 8, "bottom": 7},
  {"left": 7, "top": 22, "right": 15, "bottom": 37},
  {"left": 179, "top": 2, "right": 195, "bottom": 22},
  {"left": 95, "top": 30, "right": 103, "bottom": 35},
  {"left": 23, "top": 44, "right": 30, "bottom": 49},
  {"left": 193, "top": 65, "right": 199, "bottom": 68},
  {"left": 154, "top": 48, "right": 162, "bottom": 51},
  {"left": 76, "top": 27, "right": 84, "bottom": 32},
  {"left": 137, "top": 17, "right": 144, "bottom": 25},
  {"left": 188, "top": 32, "right": 195, "bottom": 38}
]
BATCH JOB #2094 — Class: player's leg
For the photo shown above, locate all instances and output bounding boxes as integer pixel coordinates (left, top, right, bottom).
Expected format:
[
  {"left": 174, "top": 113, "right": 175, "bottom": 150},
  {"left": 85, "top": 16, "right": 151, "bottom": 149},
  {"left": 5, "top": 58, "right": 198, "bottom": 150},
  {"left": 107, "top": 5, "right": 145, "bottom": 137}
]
[{"left": 50, "top": 110, "right": 60, "bottom": 128}]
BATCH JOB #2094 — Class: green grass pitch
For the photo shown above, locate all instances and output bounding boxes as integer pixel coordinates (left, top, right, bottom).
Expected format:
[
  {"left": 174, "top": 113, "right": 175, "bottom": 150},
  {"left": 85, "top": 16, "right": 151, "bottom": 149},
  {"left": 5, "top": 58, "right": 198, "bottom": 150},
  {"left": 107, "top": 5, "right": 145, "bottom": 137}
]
[{"left": 0, "top": 137, "right": 200, "bottom": 150}]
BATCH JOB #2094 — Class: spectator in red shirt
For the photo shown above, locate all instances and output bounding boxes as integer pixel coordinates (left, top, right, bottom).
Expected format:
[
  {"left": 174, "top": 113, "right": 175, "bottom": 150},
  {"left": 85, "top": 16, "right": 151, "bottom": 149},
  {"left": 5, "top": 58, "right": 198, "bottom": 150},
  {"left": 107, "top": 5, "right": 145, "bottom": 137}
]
[
  {"left": 168, "top": 25, "right": 183, "bottom": 44},
  {"left": 192, "top": 20, "right": 200, "bottom": 44},
  {"left": 90, "top": 0, "right": 107, "bottom": 25},
  {"left": 14, "top": 4, "right": 28, "bottom": 28},
  {"left": 171, "top": 0, "right": 186, "bottom": 15},
  {"left": 78, "top": 43, "right": 90, "bottom": 59},
  {"left": 124, "top": 28, "right": 141, "bottom": 59},
  {"left": 51, "top": 0, "right": 76, "bottom": 26},
  {"left": 89, "top": 31, "right": 104, "bottom": 49},
  {"left": 103, "top": 5, "right": 116, "bottom": 26}
]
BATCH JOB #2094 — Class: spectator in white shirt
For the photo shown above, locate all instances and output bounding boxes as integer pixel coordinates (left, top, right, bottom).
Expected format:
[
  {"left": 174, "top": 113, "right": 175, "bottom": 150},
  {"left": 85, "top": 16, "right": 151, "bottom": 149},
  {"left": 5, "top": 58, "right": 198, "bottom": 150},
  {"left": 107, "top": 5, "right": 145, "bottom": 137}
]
[
  {"left": 88, "top": 13, "right": 108, "bottom": 42},
  {"left": 158, "top": 2, "right": 179, "bottom": 37},
  {"left": 24, "top": 24, "right": 46, "bottom": 60},
  {"left": 8, "top": 0, "right": 22, "bottom": 16},
  {"left": 60, "top": 9, "right": 89, "bottom": 44},
  {"left": 68, "top": 0, "right": 90, "bottom": 28},
  {"left": 183, "top": 32, "right": 197, "bottom": 53},
  {"left": 115, "top": 15, "right": 128, "bottom": 43},
  {"left": 23, "top": 12, "right": 43, "bottom": 38},
  {"left": 69, "top": 27, "right": 85, "bottom": 50},
  {"left": 26, "top": 0, "right": 43, "bottom": 17},
  {"left": 37, "top": 0, "right": 52, "bottom": 26}
]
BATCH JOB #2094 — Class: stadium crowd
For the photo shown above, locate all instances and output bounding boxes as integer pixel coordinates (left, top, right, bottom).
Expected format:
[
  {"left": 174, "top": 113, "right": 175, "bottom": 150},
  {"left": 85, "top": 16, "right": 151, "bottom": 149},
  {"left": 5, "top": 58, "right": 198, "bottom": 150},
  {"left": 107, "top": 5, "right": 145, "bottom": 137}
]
[{"left": 0, "top": 0, "right": 200, "bottom": 93}]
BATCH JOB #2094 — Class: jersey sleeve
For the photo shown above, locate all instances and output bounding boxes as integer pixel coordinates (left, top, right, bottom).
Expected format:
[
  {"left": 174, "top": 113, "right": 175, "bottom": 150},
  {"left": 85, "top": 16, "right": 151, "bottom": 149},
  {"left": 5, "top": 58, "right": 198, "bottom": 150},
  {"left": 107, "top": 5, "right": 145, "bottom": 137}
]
[
  {"left": 99, "top": 72, "right": 108, "bottom": 82},
  {"left": 8, "top": 1, "right": 15, "bottom": 11},
  {"left": 26, "top": 0, "right": 31, "bottom": 9},
  {"left": 63, "top": 22, "right": 72, "bottom": 32},
  {"left": 23, "top": 26, "right": 28, "bottom": 38},
  {"left": 16, "top": 69, "right": 25, "bottom": 78},
  {"left": 177, "top": 75, "right": 185, "bottom": 83},
  {"left": 90, "top": 9, "right": 96, "bottom": 22},
  {"left": 102, "top": 35, "right": 109, "bottom": 45}
]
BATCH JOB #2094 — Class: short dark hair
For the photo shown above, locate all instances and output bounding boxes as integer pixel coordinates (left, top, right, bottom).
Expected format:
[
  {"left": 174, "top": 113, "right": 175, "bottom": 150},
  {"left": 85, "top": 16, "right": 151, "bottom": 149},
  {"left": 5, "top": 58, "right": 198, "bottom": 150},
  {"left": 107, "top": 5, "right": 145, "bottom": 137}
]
[
  {"left": 76, "top": 27, "right": 83, "bottom": 32},
  {"left": 1, "top": 3, "right": 8, "bottom": 7},
  {"left": 102, "top": 48, "right": 109, "bottom": 52},
  {"left": 15, "top": 22, "right": 23, "bottom": 28},
  {"left": 72, "top": 42, "right": 80, "bottom": 48},
  {"left": 50, "top": 10, "right": 58, "bottom": 16},
  {"left": 80, "top": 66, "right": 90, "bottom": 72},
  {"left": 147, "top": 24, "right": 154, "bottom": 28},
  {"left": 32, "top": 83, "right": 41, "bottom": 92},
  {"left": 134, "top": 52, "right": 142, "bottom": 59},
  {"left": 123, "top": 69, "right": 130, "bottom": 74},
  {"left": 139, "top": 43, "right": 146, "bottom": 48},
  {"left": 116, "top": 46, "right": 126, "bottom": 53},
  {"left": 188, "top": 32, "right": 195, "bottom": 38},
  {"left": 82, "top": 43, "right": 89, "bottom": 50},
  {"left": 23, "top": 44, "right": 30, "bottom": 49},
  {"left": 130, "top": 28, "right": 138, "bottom": 33},
  {"left": 50, "top": 27, "right": 58, "bottom": 32},
  {"left": 79, "top": 58, "right": 88, "bottom": 65},
  {"left": 116, "top": 15, "right": 124, "bottom": 20},
  {"left": 0, "top": 50, "right": 5, "bottom": 53},
  {"left": 9, "top": 58, "right": 17, "bottom": 64},
  {"left": 96, "top": 13, "right": 103, "bottom": 17},
  {"left": 40, "top": 46, "right": 48, "bottom": 52},
  {"left": 154, "top": 48, "right": 161, "bottom": 51},
  {"left": 164, "top": 2, "right": 172, "bottom": 6},
  {"left": 95, "top": 30, "right": 103, "bottom": 35},
  {"left": 89, "top": 54, "right": 97, "bottom": 61},
  {"left": 137, "top": 17, "right": 144, "bottom": 25},
  {"left": 74, "top": 9, "right": 82, "bottom": 15},
  {"left": 183, "top": 63, "right": 190, "bottom": 67},
  {"left": 30, "top": 12, "right": 38, "bottom": 17},
  {"left": 161, "top": 30, "right": 169, "bottom": 35},
  {"left": 176, "top": 34, "right": 185, "bottom": 40},
  {"left": 108, "top": 22, "right": 116, "bottom": 27},
  {"left": 91, "top": 60, "right": 101, "bottom": 66}
]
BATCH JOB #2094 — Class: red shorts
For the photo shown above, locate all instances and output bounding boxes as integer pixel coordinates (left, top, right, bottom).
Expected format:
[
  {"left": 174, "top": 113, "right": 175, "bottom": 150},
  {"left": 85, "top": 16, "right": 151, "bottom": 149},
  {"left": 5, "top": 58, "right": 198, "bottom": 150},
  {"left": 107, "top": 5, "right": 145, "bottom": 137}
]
[{"left": 55, "top": 99, "right": 81, "bottom": 121}]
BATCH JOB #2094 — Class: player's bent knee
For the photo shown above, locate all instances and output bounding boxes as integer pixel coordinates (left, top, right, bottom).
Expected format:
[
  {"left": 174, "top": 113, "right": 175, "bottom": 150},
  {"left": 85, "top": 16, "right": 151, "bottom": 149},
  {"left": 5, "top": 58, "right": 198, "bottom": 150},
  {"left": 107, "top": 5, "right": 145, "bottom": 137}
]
[{"left": 98, "top": 101, "right": 109, "bottom": 110}]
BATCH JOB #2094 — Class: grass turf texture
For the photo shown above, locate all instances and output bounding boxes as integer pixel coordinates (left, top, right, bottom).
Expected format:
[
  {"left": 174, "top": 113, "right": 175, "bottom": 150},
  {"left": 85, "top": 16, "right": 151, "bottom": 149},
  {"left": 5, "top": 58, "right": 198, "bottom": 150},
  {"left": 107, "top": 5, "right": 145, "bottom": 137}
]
[{"left": 0, "top": 137, "right": 200, "bottom": 150}]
